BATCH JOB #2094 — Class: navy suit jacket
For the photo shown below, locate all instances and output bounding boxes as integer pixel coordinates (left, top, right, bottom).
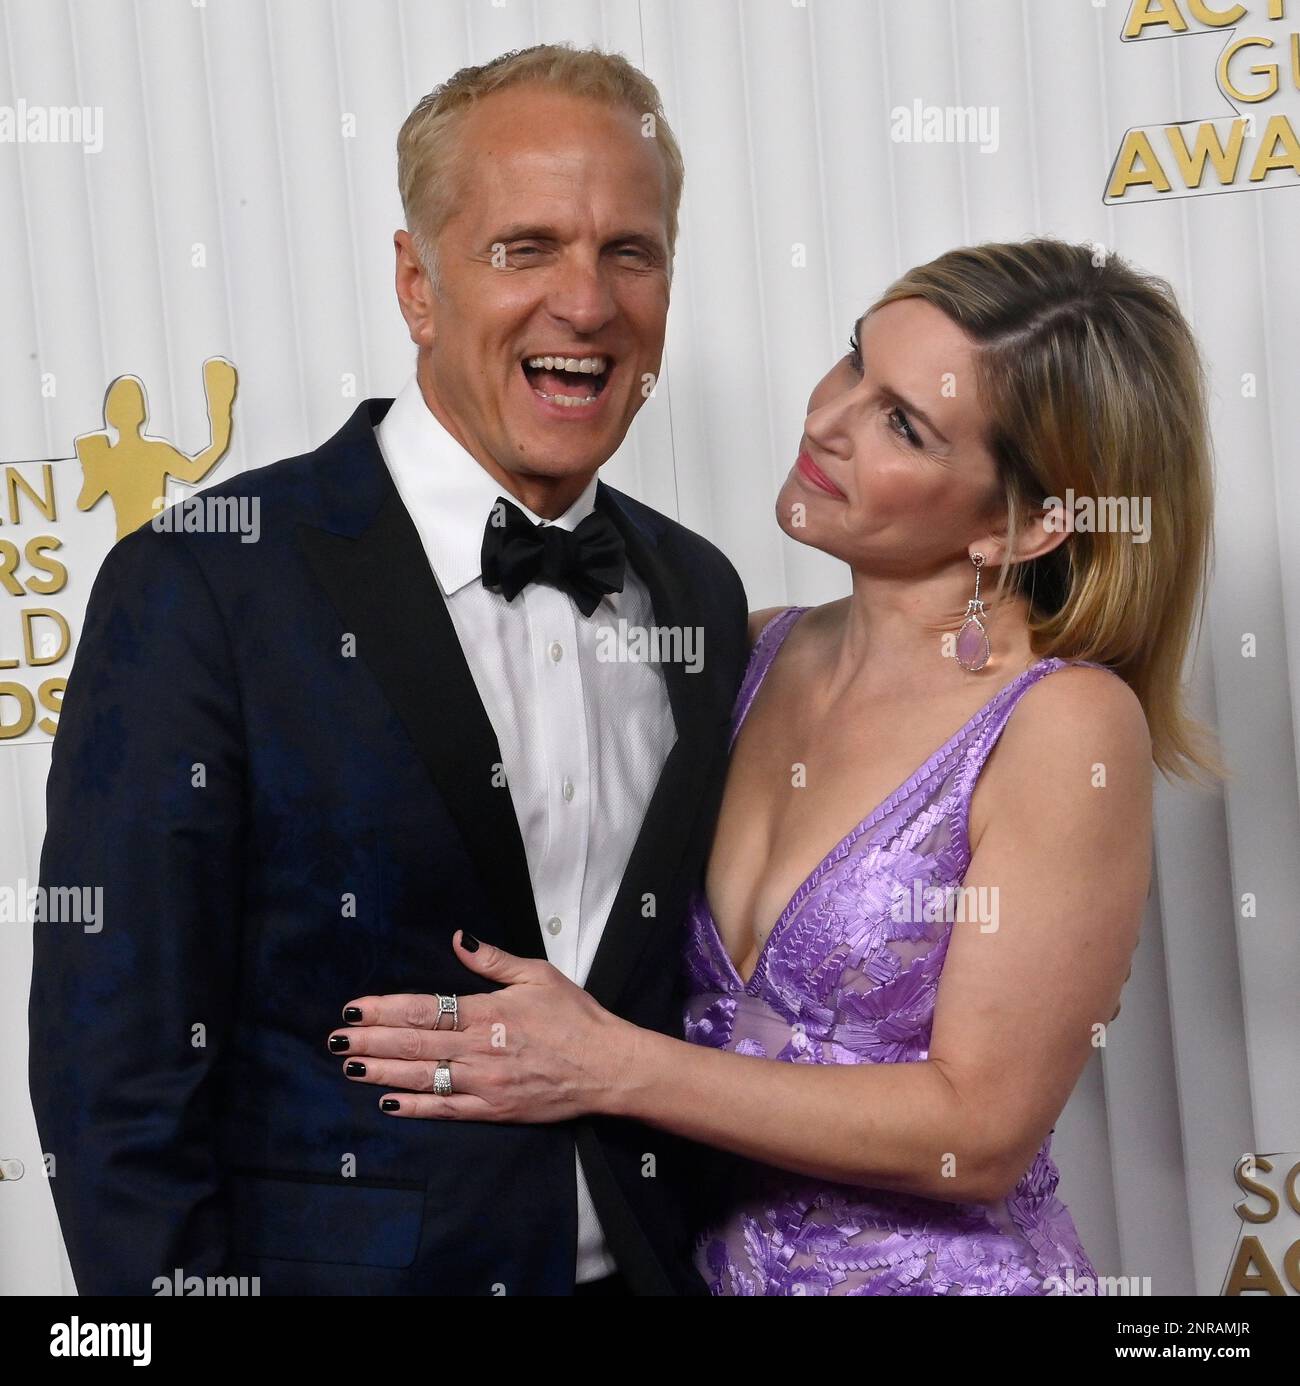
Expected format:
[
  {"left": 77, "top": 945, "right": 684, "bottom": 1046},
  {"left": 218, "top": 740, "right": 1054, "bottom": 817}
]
[{"left": 28, "top": 397, "right": 750, "bottom": 1295}]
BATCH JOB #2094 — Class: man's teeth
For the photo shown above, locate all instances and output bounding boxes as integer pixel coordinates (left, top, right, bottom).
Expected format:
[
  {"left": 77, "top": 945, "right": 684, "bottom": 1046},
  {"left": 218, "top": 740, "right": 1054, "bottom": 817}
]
[
  {"left": 525, "top": 355, "right": 607, "bottom": 374},
  {"left": 536, "top": 389, "right": 598, "bottom": 407},
  {"left": 524, "top": 354, "right": 606, "bottom": 405}
]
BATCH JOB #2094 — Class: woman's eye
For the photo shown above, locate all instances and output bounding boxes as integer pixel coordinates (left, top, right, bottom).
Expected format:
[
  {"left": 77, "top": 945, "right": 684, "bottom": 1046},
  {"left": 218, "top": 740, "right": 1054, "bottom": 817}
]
[{"left": 887, "top": 406, "right": 922, "bottom": 448}]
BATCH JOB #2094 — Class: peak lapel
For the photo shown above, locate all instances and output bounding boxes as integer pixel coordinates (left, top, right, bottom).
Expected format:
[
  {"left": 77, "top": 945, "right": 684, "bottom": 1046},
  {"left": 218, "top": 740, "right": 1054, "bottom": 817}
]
[{"left": 295, "top": 404, "right": 543, "bottom": 959}]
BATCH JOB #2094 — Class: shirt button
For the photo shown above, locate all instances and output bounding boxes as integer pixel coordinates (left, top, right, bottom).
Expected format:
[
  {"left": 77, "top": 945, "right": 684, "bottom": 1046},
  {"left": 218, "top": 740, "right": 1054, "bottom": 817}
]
[
  {"left": 549, "top": 641, "right": 563, "bottom": 663},
  {"left": 562, "top": 778, "right": 575, "bottom": 803},
  {"left": 546, "top": 915, "right": 563, "bottom": 935}
]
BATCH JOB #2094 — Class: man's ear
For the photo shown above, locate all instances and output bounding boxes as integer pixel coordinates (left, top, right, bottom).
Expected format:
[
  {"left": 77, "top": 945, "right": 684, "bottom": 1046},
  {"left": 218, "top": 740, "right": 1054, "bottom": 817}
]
[
  {"left": 972, "top": 495, "right": 1073, "bottom": 569},
  {"left": 394, "top": 229, "right": 437, "bottom": 350}
]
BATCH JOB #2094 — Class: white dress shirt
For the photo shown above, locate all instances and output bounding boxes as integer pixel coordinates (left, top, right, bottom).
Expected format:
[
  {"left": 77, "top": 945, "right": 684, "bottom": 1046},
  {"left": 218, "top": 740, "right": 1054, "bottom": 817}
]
[{"left": 375, "top": 374, "right": 677, "bottom": 1284}]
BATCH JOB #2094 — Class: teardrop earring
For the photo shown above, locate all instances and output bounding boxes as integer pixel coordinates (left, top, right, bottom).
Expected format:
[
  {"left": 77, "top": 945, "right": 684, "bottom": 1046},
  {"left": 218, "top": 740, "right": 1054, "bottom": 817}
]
[{"left": 954, "top": 552, "right": 991, "bottom": 672}]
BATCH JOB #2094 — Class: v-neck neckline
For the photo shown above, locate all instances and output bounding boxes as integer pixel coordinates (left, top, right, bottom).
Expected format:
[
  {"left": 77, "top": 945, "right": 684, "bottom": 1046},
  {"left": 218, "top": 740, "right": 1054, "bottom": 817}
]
[{"left": 703, "top": 609, "right": 1057, "bottom": 993}]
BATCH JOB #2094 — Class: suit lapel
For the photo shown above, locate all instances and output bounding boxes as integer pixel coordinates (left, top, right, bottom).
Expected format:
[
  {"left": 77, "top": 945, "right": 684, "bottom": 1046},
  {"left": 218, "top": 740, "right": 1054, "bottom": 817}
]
[
  {"left": 296, "top": 402, "right": 543, "bottom": 959},
  {"left": 581, "top": 484, "right": 724, "bottom": 1011}
]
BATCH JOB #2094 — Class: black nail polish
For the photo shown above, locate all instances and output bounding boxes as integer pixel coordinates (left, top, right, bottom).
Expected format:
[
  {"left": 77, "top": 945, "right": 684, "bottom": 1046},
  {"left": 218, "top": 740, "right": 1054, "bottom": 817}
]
[
  {"left": 345, "top": 1060, "right": 366, "bottom": 1077},
  {"left": 329, "top": 1035, "right": 350, "bottom": 1053},
  {"left": 343, "top": 1006, "right": 363, "bottom": 1023},
  {"left": 461, "top": 932, "right": 480, "bottom": 953},
  {"left": 381, "top": 1098, "right": 400, "bottom": 1112}
]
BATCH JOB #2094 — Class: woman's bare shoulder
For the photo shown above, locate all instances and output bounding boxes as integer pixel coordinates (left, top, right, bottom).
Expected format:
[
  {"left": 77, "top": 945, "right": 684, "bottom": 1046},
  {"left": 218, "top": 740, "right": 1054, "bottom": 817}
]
[
  {"left": 972, "top": 663, "right": 1152, "bottom": 846},
  {"left": 747, "top": 597, "right": 849, "bottom": 647},
  {"left": 1011, "top": 664, "right": 1151, "bottom": 764},
  {"left": 746, "top": 607, "right": 787, "bottom": 645}
]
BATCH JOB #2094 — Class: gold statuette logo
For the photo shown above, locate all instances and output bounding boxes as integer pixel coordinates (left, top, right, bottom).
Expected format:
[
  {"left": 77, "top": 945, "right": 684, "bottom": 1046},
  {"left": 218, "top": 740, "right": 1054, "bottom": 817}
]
[{"left": 75, "top": 357, "right": 237, "bottom": 540}]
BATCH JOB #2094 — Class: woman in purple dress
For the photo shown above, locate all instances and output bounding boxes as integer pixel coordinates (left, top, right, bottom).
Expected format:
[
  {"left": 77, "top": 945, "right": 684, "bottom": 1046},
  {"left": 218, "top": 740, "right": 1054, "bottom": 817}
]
[{"left": 341, "top": 239, "right": 1217, "bottom": 1294}]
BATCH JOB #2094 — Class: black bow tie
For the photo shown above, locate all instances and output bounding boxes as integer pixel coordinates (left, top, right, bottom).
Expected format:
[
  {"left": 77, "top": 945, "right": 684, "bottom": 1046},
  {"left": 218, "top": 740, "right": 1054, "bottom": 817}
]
[{"left": 480, "top": 494, "right": 626, "bottom": 617}]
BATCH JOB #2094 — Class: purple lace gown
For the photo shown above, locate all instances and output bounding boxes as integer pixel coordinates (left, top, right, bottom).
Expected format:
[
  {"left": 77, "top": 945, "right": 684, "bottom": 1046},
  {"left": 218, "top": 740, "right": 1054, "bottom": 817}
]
[{"left": 683, "top": 607, "right": 1102, "bottom": 1296}]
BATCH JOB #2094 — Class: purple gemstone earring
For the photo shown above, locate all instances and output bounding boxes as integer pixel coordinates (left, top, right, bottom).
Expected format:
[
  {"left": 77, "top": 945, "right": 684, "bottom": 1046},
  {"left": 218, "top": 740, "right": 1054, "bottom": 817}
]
[{"left": 954, "top": 552, "right": 991, "bottom": 672}]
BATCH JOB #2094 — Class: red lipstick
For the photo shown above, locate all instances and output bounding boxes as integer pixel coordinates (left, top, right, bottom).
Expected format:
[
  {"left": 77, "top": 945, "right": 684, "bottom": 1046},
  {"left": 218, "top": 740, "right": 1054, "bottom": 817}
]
[{"left": 795, "top": 450, "right": 846, "bottom": 499}]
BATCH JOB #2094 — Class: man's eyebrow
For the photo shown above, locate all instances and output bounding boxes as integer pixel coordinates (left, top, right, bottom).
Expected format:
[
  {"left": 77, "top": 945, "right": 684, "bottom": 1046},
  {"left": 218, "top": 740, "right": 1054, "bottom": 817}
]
[
  {"left": 491, "top": 224, "right": 559, "bottom": 243},
  {"left": 855, "top": 318, "right": 951, "bottom": 446},
  {"left": 607, "top": 230, "right": 666, "bottom": 247}
]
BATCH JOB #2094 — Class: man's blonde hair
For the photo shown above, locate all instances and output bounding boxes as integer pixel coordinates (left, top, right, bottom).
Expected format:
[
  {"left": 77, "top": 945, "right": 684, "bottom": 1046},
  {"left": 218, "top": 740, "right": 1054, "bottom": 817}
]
[{"left": 397, "top": 43, "right": 684, "bottom": 288}]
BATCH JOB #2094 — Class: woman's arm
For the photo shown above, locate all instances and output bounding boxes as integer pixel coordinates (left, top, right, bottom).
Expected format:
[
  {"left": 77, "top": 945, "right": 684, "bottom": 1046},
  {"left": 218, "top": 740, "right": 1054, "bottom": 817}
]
[{"left": 336, "top": 667, "right": 1150, "bottom": 1205}]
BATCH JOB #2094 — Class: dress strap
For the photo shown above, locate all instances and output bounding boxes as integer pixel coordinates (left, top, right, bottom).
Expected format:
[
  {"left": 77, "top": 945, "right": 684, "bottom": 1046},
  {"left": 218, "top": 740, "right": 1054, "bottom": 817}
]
[
  {"left": 730, "top": 607, "right": 808, "bottom": 751},
  {"left": 954, "top": 656, "right": 1123, "bottom": 804}
]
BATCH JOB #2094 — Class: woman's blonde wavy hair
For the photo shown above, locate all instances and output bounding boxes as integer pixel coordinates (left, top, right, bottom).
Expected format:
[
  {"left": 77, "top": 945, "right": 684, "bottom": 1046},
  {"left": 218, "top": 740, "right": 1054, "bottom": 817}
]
[{"left": 871, "top": 238, "right": 1220, "bottom": 782}]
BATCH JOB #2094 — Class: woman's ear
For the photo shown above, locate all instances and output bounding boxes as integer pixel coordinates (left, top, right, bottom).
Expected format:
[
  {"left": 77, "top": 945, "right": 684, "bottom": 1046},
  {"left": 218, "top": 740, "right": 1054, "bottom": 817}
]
[{"left": 973, "top": 496, "right": 1073, "bottom": 569}]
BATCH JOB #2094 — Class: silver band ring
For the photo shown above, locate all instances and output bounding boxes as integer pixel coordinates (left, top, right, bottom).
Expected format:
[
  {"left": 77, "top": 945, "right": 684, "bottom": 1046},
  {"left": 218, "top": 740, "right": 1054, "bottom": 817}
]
[
  {"left": 433, "top": 1062, "right": 453, "bottom": 1097},
  {"left": 434, "top": 994, "right": 459, "bottom": 1031}
]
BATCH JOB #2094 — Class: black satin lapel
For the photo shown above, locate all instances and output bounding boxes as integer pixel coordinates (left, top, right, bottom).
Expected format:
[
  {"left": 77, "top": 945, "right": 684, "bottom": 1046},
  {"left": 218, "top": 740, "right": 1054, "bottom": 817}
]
[
  {"left": 296, "top": 488, "right": 543, "bottom": 959},
  {"left": 581, "top": 490, "right": 720, "bottom": 1011}
]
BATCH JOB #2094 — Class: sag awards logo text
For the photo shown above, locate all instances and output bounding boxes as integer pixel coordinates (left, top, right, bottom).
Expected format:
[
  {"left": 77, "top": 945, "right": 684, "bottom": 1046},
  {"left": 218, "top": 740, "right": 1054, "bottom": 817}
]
[
  {"left": 0, "top": 359, "right": 237, "bottom": 744},
  {"left": 1107, "top": 0, "right": 1300, "bottom": 203}
]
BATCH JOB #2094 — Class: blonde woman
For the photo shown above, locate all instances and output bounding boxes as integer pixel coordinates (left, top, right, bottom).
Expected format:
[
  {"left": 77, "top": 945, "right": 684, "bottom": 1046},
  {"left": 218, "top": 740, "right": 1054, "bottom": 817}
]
[{"left": 337, "top": 239, "right": 1217, "bottom": 1295}]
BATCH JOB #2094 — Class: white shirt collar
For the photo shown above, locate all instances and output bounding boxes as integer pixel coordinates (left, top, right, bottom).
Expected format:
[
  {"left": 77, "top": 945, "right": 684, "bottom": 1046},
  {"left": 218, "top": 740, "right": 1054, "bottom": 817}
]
[{"left": 374, "top": 373, "right": 600, "bottom": 597}]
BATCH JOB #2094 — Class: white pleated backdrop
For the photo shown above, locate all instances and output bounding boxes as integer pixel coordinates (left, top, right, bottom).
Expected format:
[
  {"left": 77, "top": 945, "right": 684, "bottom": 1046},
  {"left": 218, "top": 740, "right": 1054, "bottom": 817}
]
[{"left": 1, "top": 0, "right": 1296, "bottom": 1297}]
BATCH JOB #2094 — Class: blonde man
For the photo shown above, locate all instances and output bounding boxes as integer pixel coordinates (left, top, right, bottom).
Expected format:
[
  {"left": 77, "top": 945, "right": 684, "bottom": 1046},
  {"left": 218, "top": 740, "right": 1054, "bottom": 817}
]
[{"left": 32, "top": 44, "right": 747, "bottom": 1297}]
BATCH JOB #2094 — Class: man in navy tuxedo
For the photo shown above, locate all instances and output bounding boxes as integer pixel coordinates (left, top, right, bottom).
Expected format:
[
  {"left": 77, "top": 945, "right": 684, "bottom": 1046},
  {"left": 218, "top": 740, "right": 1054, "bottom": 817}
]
[{"left": 29, "top": 45, "right": 748, "bottom": 1295}]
